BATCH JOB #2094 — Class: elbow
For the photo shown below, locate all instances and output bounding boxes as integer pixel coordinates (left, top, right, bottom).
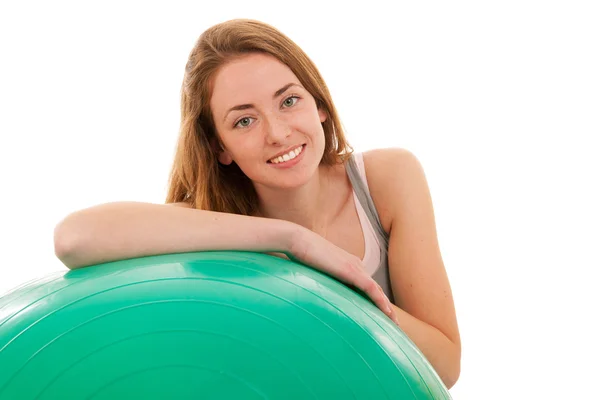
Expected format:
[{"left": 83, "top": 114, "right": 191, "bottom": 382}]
[
  {"left": 442, "top": 343, "right": 461, "bottom": 389},
  {"left": 54, "top": 224, "right": 71, "bottom": 260},
  {"left": 53, "top": 217, "right": 86, "bottom": 270},
  {"left": 443, "top": 360, "right": 460, "bottom": 390}
]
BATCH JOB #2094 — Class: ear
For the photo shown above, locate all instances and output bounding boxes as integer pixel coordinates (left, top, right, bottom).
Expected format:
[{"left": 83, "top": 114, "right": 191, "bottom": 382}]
[
  {"left": 218, "top": 150, "right": 233, "bottom": 165},
  {"left": 318, "top": 108, "right": 328, "bottom": 123},
  {"left": 210, "top": 136, "right": 233, "bottom": 165}
]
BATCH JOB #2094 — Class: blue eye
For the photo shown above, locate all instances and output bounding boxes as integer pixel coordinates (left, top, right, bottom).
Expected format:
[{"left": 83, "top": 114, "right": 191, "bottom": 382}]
[
  {"left": 233, "top": 95, "right": 300, "bottom": 129},
  {"left": 282, "top": 96, "right": 299, "bottom": 108},
  {"left": 235, "top": 117, "right": 253, "bottom": 128}
]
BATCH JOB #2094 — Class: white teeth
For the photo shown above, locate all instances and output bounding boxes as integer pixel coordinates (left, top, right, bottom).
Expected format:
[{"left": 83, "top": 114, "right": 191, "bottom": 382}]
[{"left": 270, "top": 145, "right": 303, "bottom": 164}]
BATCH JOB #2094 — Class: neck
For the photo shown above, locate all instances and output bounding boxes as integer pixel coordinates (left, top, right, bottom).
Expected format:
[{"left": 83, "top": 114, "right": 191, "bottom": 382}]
[{"left": 255, "top": 164, "right": 339, "bottom": 234}]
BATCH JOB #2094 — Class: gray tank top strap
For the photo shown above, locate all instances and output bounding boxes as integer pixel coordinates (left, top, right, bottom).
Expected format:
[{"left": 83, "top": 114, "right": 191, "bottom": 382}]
[
  {"left": 345, "top": 153, "right": 395, "bottom": 302},
  {"left": 345, "top": 154, "right": 390, "bottom": 249}
]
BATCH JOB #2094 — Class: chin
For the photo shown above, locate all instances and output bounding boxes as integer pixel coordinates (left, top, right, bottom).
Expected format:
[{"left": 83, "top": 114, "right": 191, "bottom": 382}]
[
  {"left": 253, "top": 167, "right": 316, "bottom": 191},
  {"left": 271, "top": 173, "right": 313, "bottom": 190}
]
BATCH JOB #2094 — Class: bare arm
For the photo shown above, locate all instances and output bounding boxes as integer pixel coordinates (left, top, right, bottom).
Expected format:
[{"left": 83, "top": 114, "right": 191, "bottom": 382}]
[
  {"left": 54, "top": 200, "right": 399, "bottom": 324},
  {"left": 365, "top": 148, "right": 461, "bottom": 388},
  {"left": 54, "top": 201, "right": 298, "bottom": 269}
]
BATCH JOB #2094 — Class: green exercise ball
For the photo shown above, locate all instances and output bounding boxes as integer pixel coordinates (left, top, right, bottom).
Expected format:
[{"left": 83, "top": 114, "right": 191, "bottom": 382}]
[{"left": 0, "top": 251, "right": 451, "bottom": 399}]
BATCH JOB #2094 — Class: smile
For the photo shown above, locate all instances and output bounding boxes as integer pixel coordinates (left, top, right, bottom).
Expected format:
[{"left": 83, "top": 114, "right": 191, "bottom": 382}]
[{"left": 268, "top": 145, "right": 304, "bottom": 164}]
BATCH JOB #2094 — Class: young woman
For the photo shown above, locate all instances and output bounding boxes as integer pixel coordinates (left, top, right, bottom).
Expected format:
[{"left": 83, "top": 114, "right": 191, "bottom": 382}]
[{"left": 54, "top": 19, "right": 461, "bottom": 388}]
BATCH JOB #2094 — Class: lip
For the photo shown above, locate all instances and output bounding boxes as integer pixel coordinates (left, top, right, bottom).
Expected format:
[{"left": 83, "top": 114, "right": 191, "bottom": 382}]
[
  {"left": 267, "top": 144, "right": 305, "bottom": 163},
  {"left": 268, "top": 144, "right": 306, "bottom": 168}
]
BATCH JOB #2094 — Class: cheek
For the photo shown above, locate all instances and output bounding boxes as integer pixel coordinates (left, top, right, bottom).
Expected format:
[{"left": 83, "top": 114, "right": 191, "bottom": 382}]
[
  {"left": 293, "top": 108, "right": 322, "bottom": 131},
  {"left": 229, "top": 137, "right": 263, "bottom": 163}
]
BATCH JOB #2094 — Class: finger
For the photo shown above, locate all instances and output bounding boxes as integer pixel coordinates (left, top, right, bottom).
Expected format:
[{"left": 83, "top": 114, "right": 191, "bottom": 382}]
[
  {"left": 345, "top": 267, "right": 389, "bottom": 315},
  {"left": 363, "top": 279, "right": 391, "bottom": 315},
  {"left": 381, "top": 293, "right": 401, "bottom": 327},
  {"left": 358, "top": 278, "right": 400, "bottom": 327},
  {"left": 373, "top": 281, "right": 391, "bottom": 313},
  {"left": 376, "top": 286, "right": 399, "bottom": 326}
]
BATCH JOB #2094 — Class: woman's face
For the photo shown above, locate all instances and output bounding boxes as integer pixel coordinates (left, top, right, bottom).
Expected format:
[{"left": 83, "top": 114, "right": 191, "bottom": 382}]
[{"left": 209, "top": 53, "right": 327, "bottom": 190}]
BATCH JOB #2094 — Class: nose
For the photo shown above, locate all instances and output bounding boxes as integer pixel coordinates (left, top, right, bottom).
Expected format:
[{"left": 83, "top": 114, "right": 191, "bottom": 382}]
[{"left": 264, "top": 115, "right": 291, "bottom": 145}]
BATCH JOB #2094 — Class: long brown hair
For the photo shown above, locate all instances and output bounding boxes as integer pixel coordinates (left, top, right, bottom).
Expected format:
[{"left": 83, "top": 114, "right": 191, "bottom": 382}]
[{"left": 165, "top": 19, "right": 353, "bottom": 215}]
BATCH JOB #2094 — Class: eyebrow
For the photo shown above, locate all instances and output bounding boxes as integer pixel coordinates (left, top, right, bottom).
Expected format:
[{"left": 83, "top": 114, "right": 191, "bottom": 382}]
[{"left": 223, "top": 82, "right": 302, "bottom": 123}]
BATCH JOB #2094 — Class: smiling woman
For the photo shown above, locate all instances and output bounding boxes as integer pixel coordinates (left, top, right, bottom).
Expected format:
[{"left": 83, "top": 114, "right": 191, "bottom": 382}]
[
  {"left": 51, "top": 18, "right": 461, "bottom": 392},
  {"left": 209, "top": 54, "right": 327, "bottom": 192}
]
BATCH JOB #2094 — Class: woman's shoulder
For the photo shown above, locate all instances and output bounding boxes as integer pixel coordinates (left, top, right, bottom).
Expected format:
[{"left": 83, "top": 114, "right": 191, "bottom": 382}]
[
  {"left": 348, "top": 147, "right": 418, "bottom": 170},
  {"left": 360, "top": 147, "right": 423, "bottom": 231},
  {"left": 361, "top": 147, "right": 417, "bottom": 164},
  {"left": 167, "top": 201, "right": 193, "bottom": 209}
]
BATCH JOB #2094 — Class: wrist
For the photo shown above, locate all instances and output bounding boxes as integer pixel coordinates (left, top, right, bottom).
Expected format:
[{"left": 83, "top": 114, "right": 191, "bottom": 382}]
[{"left": 280, "top": 220, "right": 310, "bottom": 259}]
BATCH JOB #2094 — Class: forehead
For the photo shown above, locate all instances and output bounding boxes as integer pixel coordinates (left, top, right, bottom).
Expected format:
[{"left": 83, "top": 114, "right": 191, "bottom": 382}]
[{"left": 210, "top": 53, "right": 300, "bottom": 109}]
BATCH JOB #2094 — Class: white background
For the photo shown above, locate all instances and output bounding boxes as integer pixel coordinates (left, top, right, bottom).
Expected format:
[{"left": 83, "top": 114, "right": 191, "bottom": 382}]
[{"left": 1, "top": 1, "right": 599, "bottom": 398}]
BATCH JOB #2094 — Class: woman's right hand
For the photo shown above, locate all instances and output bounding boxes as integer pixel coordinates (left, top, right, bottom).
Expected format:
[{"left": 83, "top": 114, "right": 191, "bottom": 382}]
[{"left": 286, "top": 226, "right": 399, "bottom": 326}]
